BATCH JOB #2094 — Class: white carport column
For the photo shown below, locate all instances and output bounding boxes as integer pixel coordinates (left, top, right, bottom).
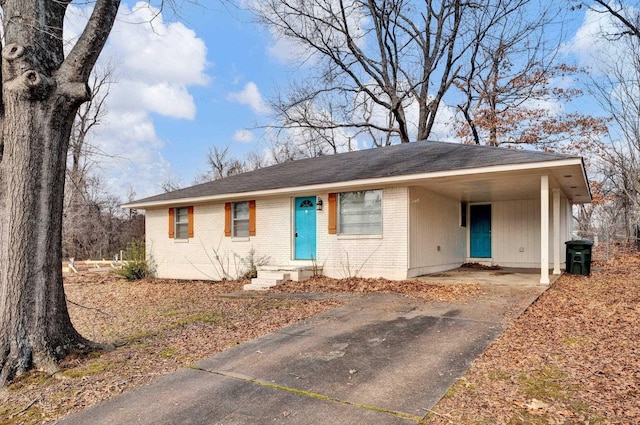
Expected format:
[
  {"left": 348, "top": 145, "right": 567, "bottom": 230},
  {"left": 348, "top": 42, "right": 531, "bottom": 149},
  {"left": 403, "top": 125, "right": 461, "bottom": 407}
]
[
  {"left": 540, "top": 175, "right": 550, "bottom": 284},
  {"left": 553, "top": 189, "right": 561, "bottom": 275}
]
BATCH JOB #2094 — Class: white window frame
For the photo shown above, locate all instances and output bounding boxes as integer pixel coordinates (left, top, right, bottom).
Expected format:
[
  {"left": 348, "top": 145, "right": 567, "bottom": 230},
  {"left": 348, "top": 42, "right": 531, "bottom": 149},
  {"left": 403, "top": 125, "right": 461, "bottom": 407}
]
[
  {"left": 338, "top": 189, "right": 383, "bottom": 235},
  {"left": 232, "top": 201, "right": 250, "bottom": 238},
  {"left": 174, "top": 207, "right": 189, "bottom": 240}
]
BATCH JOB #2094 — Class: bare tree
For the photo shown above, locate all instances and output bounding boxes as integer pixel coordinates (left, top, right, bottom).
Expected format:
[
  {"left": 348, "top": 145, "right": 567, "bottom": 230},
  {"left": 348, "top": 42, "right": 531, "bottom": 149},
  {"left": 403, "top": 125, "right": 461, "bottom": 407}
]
[
  {"left": 251, "top": 0, "right": 473, "bottom": 146},
  {"left": 268, "top": 136, "right": 305, "bottom": 163},
  {"left": 194, "top": 145, "right": 267, "bottom": 184},
  {"left": 590, "top": 0, "right": 640, "bottom": 40},
  {"left": 64, "top": 64, "right": 116, "bottom": 260},
  {"left": 194, "top": 145, "right": 245, "bottom": 182},
  {"left": 567, "top": 1, "right": 640, "bottom": 240},
  {"left": 454, "top": 1, "right": 607, "bottom": 153},
  {"left": 586, "top": 32, "right": 640, "bottom": 239},
  {"left": 0, "top": 0, "right": 120, "bottom": 385},
  {"left": 244, "top": 149, "right": 267, "bottom": 170},
  {"left": 455, "top": 0, "right": 555, "bottom": 146},
  {"left": 159, "top": 173, "right": 184, "bottom": 193}
]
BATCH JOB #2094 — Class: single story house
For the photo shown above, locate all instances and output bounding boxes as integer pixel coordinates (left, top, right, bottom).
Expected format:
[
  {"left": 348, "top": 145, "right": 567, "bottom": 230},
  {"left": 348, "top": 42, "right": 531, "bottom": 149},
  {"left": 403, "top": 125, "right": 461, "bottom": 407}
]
[{"left": 123, "top": 141, "right": 591, "bottom": 285}]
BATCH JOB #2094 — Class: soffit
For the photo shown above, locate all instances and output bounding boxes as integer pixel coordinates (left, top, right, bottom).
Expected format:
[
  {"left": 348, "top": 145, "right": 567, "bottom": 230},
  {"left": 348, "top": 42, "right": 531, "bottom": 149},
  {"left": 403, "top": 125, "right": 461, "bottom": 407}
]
[{"left": 408, "top": 163, "right": 589, "bottom": 203}]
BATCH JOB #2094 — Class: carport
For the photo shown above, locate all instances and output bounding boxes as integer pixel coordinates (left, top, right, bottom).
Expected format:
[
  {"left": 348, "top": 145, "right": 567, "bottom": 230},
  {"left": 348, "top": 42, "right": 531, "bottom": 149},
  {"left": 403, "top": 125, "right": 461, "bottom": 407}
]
[{"left": 408, "top": 159, "right": 591, "bottom": 285}]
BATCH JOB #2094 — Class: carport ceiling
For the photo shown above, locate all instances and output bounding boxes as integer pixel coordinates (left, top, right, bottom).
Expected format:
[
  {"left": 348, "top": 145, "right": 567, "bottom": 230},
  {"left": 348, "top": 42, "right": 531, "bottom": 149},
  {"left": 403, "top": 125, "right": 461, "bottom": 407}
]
[{"left": 412, "top": 165, "right": 590, "bottom": 204}]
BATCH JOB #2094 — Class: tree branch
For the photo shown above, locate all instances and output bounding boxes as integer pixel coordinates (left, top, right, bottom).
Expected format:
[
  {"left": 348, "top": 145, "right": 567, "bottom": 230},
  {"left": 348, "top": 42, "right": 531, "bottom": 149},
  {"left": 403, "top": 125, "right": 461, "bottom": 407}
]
[
  {"left": 59, "top": 0, "right": 121, "bottom": 86},
  {"left": 592, "top": 0, "right": 640, "bottom": 40}
]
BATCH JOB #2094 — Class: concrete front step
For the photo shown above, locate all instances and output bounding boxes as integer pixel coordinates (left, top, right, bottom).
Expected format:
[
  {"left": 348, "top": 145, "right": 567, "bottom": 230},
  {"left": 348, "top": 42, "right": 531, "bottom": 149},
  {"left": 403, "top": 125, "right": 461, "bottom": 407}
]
[
  {"left": 243, "top": 265, "right": 321, "bottom": 291},
  {"left": 242, "top": 283, "right": 274, "bottom": 291},
  {"left": 256, "top": 271, "right": 290, "bottom": 281},
  {"left": 242, "top": 277, "right": 284, "bottom": 291},
  {"left": 257, "top": 265, "right": 318, "bottom": 282}
]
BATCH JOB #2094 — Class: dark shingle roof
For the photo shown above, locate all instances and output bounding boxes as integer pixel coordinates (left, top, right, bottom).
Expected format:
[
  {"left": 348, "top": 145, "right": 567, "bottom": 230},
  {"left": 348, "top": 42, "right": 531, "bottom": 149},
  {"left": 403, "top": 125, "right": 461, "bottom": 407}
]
[{"left": 130, "top": 141, "right": 578, "bottom": 205}]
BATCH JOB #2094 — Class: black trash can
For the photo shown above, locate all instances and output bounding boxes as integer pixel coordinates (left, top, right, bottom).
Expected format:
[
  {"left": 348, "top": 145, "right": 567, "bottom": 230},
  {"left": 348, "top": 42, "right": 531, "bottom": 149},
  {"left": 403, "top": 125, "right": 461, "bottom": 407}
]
[{"left": 565, "top": 240, "right": 593, "bottom": 276}]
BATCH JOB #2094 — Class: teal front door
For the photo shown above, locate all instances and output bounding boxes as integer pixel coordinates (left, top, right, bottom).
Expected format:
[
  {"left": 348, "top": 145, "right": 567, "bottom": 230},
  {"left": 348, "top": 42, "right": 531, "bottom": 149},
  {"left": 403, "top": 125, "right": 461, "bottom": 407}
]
[
  {"left": 470, "top": 204, "right": 492, "bottom": 258},
  {"left": 295, "top": 197, "right": 317, "bottom": 260}
]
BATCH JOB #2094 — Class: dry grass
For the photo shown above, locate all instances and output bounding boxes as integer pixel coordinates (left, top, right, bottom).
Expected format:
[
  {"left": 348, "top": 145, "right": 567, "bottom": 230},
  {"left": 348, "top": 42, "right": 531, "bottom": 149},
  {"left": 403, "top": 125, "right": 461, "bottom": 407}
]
[
  {"left": 421, "top": 256, "right": 640, "bottom": 424},
  {"left": 2, "top": 257, "right": 637, "bottom": 425},
  {"left": 0, "top": 273, "right": 340, "bottom": 424},
  {"left": 0, "top": 272, "right": 477, "bottom": 424}
]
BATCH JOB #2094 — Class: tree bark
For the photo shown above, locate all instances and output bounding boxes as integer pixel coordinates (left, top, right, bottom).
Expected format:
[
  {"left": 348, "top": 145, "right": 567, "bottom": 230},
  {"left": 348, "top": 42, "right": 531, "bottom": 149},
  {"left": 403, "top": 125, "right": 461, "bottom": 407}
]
[{"left": 0, "top": 0, "right": 120, "bottom": 386}]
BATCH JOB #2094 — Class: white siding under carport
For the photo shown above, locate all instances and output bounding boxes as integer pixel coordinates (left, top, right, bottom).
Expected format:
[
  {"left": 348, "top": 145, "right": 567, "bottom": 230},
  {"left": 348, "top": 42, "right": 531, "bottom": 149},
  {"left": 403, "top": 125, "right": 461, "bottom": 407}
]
[
  {"left": 405, "top": 187, "right": 573, "bottom": 276},
  {"left": 491, "top": 199, "right": 540, "bottom": 267},
  {"left": 490, "top": 195, "right": 571, "bottom": 269},
  {"left": 407, "top": 187, "right": 466, "bottom": 277}
]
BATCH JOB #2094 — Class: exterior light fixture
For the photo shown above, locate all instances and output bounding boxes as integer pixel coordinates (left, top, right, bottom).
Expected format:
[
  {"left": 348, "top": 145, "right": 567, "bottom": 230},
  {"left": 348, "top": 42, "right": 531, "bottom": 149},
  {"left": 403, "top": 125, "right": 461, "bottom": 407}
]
[{"left": 316, "top": 198, "right": 323, "bottom": 210}]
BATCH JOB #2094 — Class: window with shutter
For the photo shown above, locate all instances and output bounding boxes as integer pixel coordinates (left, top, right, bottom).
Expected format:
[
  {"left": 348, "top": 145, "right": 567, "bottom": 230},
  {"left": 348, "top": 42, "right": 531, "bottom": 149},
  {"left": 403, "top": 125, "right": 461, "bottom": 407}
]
[
  {"left": 225, "top": 201, "right": 256, "bottom": 237},
  {"left": 338, "top": 190, "right": 382, "bottom": 235},
  {"left": 169, "top": 207, "right": 193, "bottom": 239}
]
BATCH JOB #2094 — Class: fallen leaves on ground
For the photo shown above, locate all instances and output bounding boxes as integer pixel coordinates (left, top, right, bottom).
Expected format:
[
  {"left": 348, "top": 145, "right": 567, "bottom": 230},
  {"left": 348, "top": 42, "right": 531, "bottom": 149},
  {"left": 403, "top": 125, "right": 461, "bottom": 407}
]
[
  {"left": 269, "top": 276, "right": 483, "bottom": 302},
  {"left": 0, "top": 273, "right": 339, "bottom": 424},
  {"left": 0, "top": 271, "right": 477, "bottom": 425},
  {"left": 3, "top": 257, "right": 637, "bottom": 425},
  {"left": 422, "top": 255, "right": 640, "bottom": 424}
]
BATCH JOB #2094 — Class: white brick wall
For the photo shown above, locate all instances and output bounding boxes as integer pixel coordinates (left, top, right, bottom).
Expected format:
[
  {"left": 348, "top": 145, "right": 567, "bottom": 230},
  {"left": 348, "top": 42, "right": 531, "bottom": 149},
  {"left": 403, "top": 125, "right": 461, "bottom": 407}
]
[
  {"left": 146, "top": 198, "right": 294, "bottom": 280},
  {"left": 315, "top": 187, "right": 409, "bottom": 279},
  {"left": 145, "top": 181, "right": 575, "bottom": 281},
  {"left": 145, "top": 185, "right": 573, "bottom": 281},
  {"left": 147, "top": 188, "right": 411, "bottom": 281}
]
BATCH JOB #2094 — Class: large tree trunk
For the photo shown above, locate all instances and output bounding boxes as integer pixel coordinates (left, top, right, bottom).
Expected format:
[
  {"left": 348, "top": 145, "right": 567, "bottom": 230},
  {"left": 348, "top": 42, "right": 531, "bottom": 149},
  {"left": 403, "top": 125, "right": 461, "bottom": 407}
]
[
  {"left": 0, "top": 0, "right": 120, "bottom": 386},
  {"left": 0, "top": 70, "right": 86, "bottom": 380}
]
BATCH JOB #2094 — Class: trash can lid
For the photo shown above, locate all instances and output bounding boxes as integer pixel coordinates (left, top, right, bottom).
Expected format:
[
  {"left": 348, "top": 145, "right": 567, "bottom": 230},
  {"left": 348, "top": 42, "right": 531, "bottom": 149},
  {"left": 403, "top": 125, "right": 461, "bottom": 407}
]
[{"left": 565, "top": 240, "right": 594, "bottom": 246}]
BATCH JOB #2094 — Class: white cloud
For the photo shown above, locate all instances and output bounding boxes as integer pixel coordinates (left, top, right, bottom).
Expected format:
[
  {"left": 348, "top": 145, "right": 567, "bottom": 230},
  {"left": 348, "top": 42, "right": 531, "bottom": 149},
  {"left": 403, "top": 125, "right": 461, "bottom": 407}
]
[
  {"left": 563, "top": 4, "right": 636, "bottom": 73},
  {"left": 63, "top": 2, "right": 209, "bottom": 199},
  {"left": 233, "top": 129, "right": 255, "bottom": 143},
  {"left": 227, "top": 82, "right": 271, "bottom": 114},
  {"left": 109, "top": 80, "right": 197, "bottom": 119},
  {"left": 110, "top": 3, "right": 208, "bottom": 85}
]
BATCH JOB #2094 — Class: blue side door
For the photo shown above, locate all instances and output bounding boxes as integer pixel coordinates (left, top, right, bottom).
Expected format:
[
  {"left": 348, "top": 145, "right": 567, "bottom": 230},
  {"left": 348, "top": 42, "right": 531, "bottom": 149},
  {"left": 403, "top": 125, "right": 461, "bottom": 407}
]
[
  {"left": 295, "top": 197, "right": 317, "bottom": 260},
  {"left": 470, "top": 204, "right": 491, "bottom": 258}
]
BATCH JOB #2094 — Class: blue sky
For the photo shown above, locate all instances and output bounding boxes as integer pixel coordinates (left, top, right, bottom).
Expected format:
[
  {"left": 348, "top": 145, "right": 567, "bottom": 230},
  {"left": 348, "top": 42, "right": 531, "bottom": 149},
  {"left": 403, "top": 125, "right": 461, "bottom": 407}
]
[{"left": 73, "top": 1, "right": 618, "bottom": 200}]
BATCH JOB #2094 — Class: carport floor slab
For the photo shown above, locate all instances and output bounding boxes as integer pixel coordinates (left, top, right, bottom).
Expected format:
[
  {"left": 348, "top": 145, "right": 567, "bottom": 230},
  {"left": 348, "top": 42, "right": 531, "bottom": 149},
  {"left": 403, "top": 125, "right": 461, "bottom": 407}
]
[{"left": 57, "top": 287, "right": 545, "bottom": 425}]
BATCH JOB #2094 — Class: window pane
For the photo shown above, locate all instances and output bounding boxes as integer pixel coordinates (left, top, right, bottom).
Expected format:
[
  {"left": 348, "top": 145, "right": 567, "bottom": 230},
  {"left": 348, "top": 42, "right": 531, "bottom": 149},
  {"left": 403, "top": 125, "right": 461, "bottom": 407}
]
[
  {"left": 233, "top": 201, "right": 249, "bottom": 237},
  {"left": 338, "top": 190, "right": 382, "bottom": 235},
  {"left": 175, "top": 207, "right": 189, "bottom": 239},
  {"left": 234, "top": 219, "right": 249, "bottom": 237},
  {"left": 175, "top": 223, "right": 189, "bottom": 239},
  {"left": 233, "top": 202, "right": 249, "bottom": 219},
  {"left": 175, "top": 207, "right": 189, "bottom": 224}
]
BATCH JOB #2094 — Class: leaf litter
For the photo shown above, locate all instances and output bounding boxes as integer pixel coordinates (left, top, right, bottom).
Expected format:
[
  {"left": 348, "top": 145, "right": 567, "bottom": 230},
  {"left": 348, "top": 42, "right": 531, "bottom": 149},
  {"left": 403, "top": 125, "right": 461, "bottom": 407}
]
[
  {"left": 2, "top": 256, "right": 637, "bottom": 424},
  {"left": 0, "top": 271, "right": 477, "bottom": 424},
  {"left": 421, "top": 254, "right": 640, "bottom": 424}
]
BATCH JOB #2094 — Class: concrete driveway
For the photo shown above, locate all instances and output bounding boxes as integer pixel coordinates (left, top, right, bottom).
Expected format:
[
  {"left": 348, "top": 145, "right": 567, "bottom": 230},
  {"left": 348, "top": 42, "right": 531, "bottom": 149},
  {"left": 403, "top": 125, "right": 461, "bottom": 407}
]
[{"left": 56, "top": 281, "right": 546, "bottom": 425}]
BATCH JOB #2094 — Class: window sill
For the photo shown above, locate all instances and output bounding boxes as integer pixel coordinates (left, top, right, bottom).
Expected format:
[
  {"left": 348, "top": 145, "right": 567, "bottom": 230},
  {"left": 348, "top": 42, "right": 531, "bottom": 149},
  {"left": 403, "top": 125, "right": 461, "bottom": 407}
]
[
  {"left": 337, "top": 234, "right": 383, "bottom": 240},
  {"left": 232, "top": 237, "right": 250, "bottom": 242},
  {"left": 173, "top": 238, "right": 189, "bottom": 243}
]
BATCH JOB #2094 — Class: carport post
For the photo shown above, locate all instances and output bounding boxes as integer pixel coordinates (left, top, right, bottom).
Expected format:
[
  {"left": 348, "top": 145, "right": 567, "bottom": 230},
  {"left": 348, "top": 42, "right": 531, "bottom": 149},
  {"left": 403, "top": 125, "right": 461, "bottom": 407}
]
[
  {"left": 553, "top": 189, "right": 561, "bottom": 275},
  {"left": 540, "top": 175, "right": 550, "bottom": 285}
]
